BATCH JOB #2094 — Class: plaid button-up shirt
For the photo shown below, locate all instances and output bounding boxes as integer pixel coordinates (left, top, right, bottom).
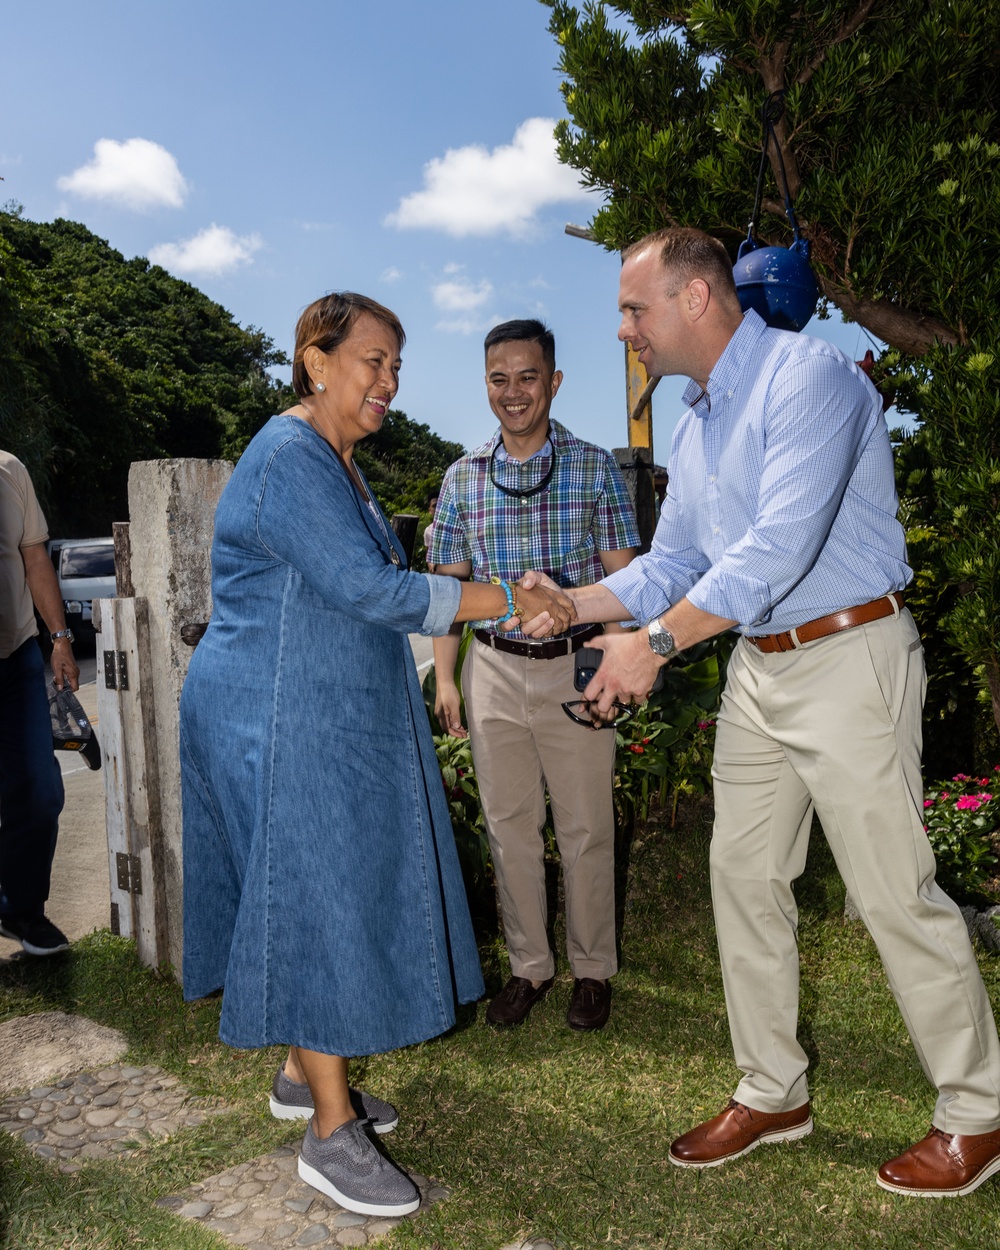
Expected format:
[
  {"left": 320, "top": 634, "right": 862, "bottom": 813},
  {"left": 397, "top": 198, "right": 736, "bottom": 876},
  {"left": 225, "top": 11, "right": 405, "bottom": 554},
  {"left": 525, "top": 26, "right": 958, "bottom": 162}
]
[{"left": 429, "top": 419, "right": 639, "bottom": 637}]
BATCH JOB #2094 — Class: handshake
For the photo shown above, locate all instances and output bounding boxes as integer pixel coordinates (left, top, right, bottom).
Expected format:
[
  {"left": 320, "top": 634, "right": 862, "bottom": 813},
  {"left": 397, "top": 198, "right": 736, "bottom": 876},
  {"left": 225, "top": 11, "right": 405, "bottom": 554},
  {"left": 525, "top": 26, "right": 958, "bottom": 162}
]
[{"left": 502, "top": 571, "right": 577, "bottom": 637}]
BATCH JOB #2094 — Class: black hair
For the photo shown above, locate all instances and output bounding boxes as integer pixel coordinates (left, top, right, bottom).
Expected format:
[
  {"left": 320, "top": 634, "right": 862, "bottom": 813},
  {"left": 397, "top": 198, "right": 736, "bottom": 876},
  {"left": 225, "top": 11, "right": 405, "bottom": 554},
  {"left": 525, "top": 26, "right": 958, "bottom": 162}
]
[{"left": 483, "top": 319, "right": 556, "bottom": 372}]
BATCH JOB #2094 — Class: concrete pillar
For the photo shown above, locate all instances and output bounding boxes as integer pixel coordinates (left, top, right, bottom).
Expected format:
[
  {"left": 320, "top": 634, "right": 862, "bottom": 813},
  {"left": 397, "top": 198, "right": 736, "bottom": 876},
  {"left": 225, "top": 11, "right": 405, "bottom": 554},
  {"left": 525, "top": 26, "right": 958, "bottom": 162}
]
[{"left": 127, "top": 458, "right": 232, "bottom": 975}]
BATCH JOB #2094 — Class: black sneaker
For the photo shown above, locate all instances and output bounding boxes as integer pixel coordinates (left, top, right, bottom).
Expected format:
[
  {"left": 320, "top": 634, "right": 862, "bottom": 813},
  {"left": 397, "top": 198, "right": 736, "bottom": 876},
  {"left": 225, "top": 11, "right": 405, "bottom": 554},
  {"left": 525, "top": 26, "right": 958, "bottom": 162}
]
[{"left": 0, "top": 914, "right": 70, "bottom": 956}]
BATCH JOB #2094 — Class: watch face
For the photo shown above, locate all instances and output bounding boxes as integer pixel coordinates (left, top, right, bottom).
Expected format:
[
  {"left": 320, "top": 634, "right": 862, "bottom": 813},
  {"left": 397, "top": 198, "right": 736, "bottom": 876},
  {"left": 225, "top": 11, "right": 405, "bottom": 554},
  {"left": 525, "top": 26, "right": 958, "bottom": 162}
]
[{"left": 648, "top": 622, "right": 675, "bottom": 657}]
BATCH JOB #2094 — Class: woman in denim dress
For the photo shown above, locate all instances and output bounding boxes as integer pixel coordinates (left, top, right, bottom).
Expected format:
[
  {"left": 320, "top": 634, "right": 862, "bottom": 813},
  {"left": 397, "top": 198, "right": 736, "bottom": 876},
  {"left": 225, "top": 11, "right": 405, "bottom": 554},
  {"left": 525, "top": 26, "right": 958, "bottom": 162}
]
[{"left": 180, "top": 292, "right": 572, "bottom": 1216}]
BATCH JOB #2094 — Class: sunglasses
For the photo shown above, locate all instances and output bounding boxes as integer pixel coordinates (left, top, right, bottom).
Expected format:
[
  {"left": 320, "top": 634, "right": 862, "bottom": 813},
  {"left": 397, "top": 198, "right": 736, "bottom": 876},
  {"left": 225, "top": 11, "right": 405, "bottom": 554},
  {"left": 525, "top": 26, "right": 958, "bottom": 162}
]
[{"left": 560, "top": 700, "right": 634, "bottom": 729}]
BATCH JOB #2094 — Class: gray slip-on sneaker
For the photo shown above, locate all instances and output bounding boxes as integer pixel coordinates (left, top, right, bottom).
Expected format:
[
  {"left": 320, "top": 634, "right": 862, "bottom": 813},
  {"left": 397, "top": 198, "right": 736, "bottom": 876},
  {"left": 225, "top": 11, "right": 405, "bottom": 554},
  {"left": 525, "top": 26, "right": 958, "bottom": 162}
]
[
  {"left": 269, "top": 1063, "right": 399, "bottom": 1134},
  {"left": 297, "top": 1118, "right": 420, "bottom": 1217}
]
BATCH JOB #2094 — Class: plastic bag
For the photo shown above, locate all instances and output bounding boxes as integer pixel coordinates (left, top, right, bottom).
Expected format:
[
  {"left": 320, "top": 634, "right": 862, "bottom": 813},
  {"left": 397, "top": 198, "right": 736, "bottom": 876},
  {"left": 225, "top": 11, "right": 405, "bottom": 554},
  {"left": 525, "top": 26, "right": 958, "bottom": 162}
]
[{"left": 47, "top": 682, "right": 102, "bottom": 770}]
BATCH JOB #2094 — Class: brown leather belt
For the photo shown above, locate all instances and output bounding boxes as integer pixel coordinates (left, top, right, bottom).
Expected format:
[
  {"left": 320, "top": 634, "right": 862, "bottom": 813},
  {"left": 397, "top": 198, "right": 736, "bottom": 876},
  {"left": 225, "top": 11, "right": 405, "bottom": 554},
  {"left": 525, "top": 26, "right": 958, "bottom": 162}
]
[
  {"left": 474, "top": 622, "right": 602, "bottom": 660},
  {"left": 745, "top": 593, "right": 905, "bottom": 654}
]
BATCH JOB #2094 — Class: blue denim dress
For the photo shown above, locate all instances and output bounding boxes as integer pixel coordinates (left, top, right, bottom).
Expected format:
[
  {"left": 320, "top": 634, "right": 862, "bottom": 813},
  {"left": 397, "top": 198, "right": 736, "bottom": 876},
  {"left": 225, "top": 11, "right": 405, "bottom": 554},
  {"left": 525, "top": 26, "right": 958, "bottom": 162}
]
[{"left": 180, "top": 416, "right": 484, "bottom": 1056}]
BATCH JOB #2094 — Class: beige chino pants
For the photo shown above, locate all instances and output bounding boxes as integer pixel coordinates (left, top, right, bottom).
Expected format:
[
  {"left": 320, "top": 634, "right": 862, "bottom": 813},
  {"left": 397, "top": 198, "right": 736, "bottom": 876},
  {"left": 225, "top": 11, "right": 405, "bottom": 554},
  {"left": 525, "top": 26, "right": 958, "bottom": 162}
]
[
  {"left": 712, "top": 606, "right": 1000, "bottom": 1133},
  {"left": 462, "top": 640, "right": 618, "bottom": 982}
]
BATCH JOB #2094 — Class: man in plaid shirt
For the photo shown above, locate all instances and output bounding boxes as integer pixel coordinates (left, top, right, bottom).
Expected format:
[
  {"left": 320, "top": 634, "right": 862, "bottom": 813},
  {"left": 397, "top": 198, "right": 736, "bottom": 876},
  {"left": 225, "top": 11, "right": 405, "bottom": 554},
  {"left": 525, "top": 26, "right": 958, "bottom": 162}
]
[{"left": 431, "top": 319, "right": 638, "bottom": 1031}]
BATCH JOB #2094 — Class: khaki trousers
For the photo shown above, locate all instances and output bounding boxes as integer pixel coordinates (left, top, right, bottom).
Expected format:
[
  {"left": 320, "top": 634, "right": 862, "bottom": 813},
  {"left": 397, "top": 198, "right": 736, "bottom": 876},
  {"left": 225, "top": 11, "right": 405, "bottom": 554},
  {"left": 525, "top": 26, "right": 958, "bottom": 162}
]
[
  {"left": 712, "top": 607, "right": 1000, "bottom": 1132},
  {"left": 462, "top": 640, "right": 617, "bottom": 981}
]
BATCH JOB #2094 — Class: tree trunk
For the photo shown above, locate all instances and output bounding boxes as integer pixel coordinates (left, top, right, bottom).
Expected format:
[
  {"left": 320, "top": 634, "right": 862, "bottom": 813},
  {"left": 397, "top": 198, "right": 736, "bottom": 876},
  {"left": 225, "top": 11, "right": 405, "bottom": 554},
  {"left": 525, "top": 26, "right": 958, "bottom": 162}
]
[{"left": 816, "top": 274, "right": 961, "bottom": 356}]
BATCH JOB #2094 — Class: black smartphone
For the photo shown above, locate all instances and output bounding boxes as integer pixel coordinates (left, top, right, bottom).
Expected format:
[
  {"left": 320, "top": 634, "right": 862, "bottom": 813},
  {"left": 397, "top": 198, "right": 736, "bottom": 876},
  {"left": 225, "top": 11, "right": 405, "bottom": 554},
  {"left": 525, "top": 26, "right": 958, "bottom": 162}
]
[{"left": 573, "top": 644, "right": 666, "bottom": 693}]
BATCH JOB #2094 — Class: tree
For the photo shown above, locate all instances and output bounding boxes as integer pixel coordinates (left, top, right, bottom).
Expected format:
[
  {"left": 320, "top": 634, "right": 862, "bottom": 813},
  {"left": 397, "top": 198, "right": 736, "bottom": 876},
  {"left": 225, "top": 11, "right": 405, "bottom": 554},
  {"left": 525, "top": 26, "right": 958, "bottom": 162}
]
[
  {"left": 544, "top": 0, "right": 1000, "bottom": 751},
  {"left": 0, "top": 207, "right": 293, "bottom": 534}
]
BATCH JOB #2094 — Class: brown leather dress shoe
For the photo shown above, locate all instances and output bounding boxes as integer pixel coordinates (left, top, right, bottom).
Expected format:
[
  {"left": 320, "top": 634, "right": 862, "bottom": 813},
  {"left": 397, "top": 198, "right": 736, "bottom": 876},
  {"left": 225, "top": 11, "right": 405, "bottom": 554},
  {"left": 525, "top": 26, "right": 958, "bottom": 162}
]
[
  {"left": 669, "top": 1099, "right": 813, "bottom": 1169},
  {"left": 878, "top": 1126, "right": 1000, "bottom": 1197},
  {"left": 566, "top": 978, "right": 611, "bottom": 1031},
  {"left": 485, "top": 976, "right": 554, "bottom": 1028}
]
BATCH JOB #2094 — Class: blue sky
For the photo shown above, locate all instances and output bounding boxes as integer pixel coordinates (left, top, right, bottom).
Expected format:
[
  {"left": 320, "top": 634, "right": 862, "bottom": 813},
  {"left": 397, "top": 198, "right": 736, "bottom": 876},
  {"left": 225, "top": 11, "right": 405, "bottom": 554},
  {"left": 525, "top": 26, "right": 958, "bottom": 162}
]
[{"left": 1, "top": 0, "right": 881, "bottom": 461}]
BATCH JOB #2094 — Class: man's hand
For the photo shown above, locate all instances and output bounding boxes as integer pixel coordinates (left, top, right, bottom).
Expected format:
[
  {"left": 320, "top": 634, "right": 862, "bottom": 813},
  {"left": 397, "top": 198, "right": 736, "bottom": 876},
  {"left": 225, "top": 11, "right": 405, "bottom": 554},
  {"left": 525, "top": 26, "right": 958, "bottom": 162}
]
[
  {"left": 505, "top": 571, "right": 573, "bottom": 636},
  {"left": 50, "top": 639, "right": 80, "bottom": 692},
  {"left": 501, "top": 575, "right": 576, "bottom": 635},
  {"left": 583, "top": 630, "right": 663, "bottom": 714},
  {"left": 435, "top": 681, "right": 467, "bottom": 738}
]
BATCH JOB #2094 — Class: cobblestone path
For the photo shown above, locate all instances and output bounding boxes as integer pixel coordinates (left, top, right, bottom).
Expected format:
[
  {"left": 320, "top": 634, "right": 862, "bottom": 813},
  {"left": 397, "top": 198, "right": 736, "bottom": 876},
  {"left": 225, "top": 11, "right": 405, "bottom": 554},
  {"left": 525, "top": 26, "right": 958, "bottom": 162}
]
[{"left": 0, "top": 1062, "right": 446, "bottom": 1247}]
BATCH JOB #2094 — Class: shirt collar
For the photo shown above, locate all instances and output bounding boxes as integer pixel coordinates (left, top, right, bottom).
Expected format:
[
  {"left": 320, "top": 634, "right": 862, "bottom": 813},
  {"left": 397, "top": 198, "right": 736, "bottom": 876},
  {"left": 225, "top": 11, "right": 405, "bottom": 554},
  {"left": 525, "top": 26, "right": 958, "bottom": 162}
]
[
  {"left": 471, "top": 417, "right": 571, "bottom": 460},
  {"left": 682, "top": 309, "right": 769, "bottom": 417}
]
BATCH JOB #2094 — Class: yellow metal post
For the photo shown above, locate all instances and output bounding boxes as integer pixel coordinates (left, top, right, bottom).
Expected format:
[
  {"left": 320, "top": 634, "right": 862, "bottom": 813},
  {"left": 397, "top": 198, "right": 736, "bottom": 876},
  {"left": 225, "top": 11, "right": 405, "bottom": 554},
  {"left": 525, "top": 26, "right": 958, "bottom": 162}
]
[{"left": 625, "top": 343, "right": 654, "bottom": 455}]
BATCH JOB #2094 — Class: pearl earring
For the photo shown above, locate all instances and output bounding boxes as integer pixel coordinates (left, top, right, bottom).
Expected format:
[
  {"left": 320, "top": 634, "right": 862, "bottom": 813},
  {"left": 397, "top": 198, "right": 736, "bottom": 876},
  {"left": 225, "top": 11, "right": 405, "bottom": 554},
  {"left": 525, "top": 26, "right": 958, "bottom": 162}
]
[{"left": 316, "top": 382, "right": 326, "bottom": 392}]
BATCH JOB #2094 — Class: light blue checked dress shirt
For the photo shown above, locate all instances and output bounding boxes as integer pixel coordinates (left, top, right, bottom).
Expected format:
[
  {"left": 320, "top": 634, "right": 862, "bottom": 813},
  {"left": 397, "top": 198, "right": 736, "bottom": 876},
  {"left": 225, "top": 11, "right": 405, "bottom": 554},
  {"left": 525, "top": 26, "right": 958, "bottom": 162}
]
[{"left": 603, "top": 310, "right": 911, "bottom": 635}]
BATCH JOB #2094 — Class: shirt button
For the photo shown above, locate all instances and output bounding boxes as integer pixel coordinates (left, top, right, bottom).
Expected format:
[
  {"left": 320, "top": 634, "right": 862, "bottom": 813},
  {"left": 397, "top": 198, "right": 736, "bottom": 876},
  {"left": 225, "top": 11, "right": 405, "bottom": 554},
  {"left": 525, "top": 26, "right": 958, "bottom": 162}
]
[
  {"left": 520, "top": 497, "right": 529, "bottom": 506},
  {"left": 708, "top": 474, "right": 716, "bottom": 483},
  {"left": 713, "top": 526, "right": 721, "bottom": 535}
]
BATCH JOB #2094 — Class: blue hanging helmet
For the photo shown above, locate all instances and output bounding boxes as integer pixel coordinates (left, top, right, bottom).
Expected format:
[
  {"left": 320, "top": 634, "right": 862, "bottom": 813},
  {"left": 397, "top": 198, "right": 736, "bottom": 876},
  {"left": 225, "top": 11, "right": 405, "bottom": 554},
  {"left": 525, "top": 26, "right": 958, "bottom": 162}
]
[
  {"left": 734, "top": 234, "right": 818, "bottom": 333},
  {"left": 733, "top": 91, "right": 819, "bottom": 333}
]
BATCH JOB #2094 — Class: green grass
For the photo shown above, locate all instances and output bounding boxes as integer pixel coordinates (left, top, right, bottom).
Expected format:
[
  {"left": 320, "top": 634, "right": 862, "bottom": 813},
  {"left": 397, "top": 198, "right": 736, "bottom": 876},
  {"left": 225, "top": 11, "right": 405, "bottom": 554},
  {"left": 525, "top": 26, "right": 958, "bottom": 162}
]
[{"left": 3, "top": 800, "right": 1000, "bottom": 1248}]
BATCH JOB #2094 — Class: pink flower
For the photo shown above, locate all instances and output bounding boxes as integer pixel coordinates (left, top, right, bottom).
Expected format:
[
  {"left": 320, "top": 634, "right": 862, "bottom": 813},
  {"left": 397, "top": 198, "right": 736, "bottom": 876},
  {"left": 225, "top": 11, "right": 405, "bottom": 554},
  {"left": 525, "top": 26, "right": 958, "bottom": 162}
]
[
  {"left": 956, "top": 796, "right": 982, "bottom": 811},
  {"left": 953, "top": 773, "right": 971, "bottom": 782},
  {"left": 924, "top": 799, "right": 935, "bottom": 808},
  {"left": 979, "top": 793, "right": 994, "bottom": 802}
]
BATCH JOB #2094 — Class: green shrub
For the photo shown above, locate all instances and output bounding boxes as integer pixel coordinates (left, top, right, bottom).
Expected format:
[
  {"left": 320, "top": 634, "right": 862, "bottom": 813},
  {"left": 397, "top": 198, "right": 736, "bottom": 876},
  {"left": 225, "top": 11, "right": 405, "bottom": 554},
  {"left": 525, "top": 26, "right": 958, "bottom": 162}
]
[{"left": 923, "top": 768, "right": 1000, "bottom": 904}]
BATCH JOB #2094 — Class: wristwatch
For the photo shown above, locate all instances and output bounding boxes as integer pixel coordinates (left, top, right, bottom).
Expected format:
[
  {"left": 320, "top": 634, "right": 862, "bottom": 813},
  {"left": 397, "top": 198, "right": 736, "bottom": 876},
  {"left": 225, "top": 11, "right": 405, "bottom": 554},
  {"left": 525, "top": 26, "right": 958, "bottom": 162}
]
[
  {"left": 646, "top": 618, "right": 676, "bottom": 660},
  {"left": 50, "top": 629, "right": 75, "bottom": 644}
]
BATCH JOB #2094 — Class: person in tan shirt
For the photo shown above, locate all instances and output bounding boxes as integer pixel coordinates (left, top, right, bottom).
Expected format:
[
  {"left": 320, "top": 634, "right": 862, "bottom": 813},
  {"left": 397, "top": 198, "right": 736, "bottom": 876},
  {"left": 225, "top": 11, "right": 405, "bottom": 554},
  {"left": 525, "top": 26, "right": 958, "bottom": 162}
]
[{"left": 0, "top": 450, "right": 78, "bottom": 955}]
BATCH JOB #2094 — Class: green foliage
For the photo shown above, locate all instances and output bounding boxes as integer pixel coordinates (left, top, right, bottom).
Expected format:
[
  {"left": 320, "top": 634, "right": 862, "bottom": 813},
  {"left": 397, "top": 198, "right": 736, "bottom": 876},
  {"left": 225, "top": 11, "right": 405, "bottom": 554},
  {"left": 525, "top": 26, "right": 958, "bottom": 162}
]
[
  {"left": 0, "top": 206, "right": 294, "bottom": 533},
  {"left": 889, "top": 324, "right": 1000, "bottom": 752},
  {"left": 612, "top": 633, "right": 732, "bottom": 828},
  {"left": 923, "top": 769, "right": 1000, "bottom": 905},
  {"left": 544, "top": 0, "right": 1000, "bottom": 345}
]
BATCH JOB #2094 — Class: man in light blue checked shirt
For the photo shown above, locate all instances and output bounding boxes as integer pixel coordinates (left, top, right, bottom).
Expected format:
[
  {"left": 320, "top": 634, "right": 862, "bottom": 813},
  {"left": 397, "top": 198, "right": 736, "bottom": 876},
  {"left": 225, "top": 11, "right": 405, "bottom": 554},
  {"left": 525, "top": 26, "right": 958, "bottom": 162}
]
[
  {"left": 521, "top": 228, "right": 1000, "bottom": 1197},
  {"left": 431, "top": 319, "right": 638, "bottom": 1033}
]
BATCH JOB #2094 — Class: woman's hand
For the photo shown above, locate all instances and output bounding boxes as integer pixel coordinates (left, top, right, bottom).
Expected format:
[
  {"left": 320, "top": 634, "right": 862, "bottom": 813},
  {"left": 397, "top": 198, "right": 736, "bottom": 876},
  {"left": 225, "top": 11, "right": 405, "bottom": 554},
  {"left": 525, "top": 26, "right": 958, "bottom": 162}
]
[
  {"left": 435, "top": 681, "right": 467, "bottom": 738},
  {"left": 504, "top": 574, "right": 575, "bottom": 636}
]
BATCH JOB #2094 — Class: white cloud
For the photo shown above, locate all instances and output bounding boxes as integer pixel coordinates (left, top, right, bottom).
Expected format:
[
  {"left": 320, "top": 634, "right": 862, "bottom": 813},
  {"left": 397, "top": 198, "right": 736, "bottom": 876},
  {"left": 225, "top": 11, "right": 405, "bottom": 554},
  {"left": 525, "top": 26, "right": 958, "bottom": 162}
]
[
  {"left": 385, "top": 117, "right": 590, "bottom": 238},
  {"left": 431, "top": 272, "right": 496, "bottom": 333},
  {"left": 380, "top": 266, "right": 403, "bottom": 283},
  {"left": 432, "top": 276, "right": 494, "bottom": 313},
  {"left": 57, "top": 138, "right": 188, "bottom": 211},
  {"left": 148, "top": 224, "right": 262, "bottom": 277}
]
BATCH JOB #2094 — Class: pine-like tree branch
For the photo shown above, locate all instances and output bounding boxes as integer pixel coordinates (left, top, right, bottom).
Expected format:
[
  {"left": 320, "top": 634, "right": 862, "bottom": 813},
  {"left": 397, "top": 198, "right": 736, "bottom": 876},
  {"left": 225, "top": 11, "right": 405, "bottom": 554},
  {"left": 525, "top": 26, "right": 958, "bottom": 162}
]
[{"left": 795, "top": 0, "right": 880, "bottom": 87}]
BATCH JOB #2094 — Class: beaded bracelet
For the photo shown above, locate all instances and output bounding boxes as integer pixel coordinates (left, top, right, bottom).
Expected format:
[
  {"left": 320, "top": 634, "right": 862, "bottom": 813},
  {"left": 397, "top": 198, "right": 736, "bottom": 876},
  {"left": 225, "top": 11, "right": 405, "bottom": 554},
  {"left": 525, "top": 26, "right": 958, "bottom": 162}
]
[{"left": 490, "top": 576, "right": 519, "bottom": 624}]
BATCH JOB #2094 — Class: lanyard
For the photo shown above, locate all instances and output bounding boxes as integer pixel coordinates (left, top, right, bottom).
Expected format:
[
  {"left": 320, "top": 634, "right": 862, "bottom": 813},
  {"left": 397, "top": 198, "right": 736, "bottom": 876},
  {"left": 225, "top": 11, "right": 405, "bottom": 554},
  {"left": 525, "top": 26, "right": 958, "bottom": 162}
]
[{"left": 488, "top": 443, "right": 556, "bottom": 502}]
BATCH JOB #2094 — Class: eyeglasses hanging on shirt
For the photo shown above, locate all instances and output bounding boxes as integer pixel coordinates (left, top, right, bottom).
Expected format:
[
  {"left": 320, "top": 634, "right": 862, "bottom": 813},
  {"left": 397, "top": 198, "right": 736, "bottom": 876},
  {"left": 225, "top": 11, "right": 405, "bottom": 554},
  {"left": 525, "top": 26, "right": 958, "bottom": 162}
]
[{"left": 488, "top": 443, "right": 556, "bottom": 502}]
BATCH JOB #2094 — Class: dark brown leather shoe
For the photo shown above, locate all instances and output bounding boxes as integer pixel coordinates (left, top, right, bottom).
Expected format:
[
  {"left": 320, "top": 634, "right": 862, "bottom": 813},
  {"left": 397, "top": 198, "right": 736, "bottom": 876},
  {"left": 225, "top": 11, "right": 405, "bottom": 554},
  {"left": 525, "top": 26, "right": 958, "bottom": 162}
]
[
  {"left": 485, "top": 976, "right": 554, "bottom": 1028},
  {"left": 669, "top": 1099, "right": 812, "bottom": 1168},
  {"left": 878, "top": 1126, "right": 1000, "bottom": 1197},
  {"left": 566, "top": 978, "right": 611, "bottom": 1031}
]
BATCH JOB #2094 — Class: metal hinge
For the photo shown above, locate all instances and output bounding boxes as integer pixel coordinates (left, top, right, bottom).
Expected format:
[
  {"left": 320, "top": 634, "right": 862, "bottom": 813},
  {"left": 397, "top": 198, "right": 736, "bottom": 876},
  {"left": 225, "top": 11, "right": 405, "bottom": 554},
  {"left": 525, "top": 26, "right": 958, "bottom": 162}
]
[
  {"left": 115, "top": 852, "right": 142, "bottom": 895},
  {"left": 103, "top": 651, "right": 129, "bottom": 690}
]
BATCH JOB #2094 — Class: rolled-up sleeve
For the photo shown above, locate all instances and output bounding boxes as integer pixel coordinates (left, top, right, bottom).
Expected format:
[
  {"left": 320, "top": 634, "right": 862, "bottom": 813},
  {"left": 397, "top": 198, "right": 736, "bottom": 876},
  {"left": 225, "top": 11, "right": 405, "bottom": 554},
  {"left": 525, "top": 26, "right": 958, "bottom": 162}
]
[
  {"left": 601, "top": 491, "right": 709, "bottom": 623},
  {"left": 420, "top": 573, "right": 463, "bottom": 635}
]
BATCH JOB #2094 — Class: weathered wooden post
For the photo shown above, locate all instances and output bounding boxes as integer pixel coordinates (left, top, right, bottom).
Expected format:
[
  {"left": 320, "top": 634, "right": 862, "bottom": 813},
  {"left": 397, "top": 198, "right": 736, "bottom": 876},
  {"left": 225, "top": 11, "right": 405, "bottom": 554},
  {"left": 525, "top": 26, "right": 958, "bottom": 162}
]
[{"left": 97, "top": 458, "right": 232, "bottom": 976}]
